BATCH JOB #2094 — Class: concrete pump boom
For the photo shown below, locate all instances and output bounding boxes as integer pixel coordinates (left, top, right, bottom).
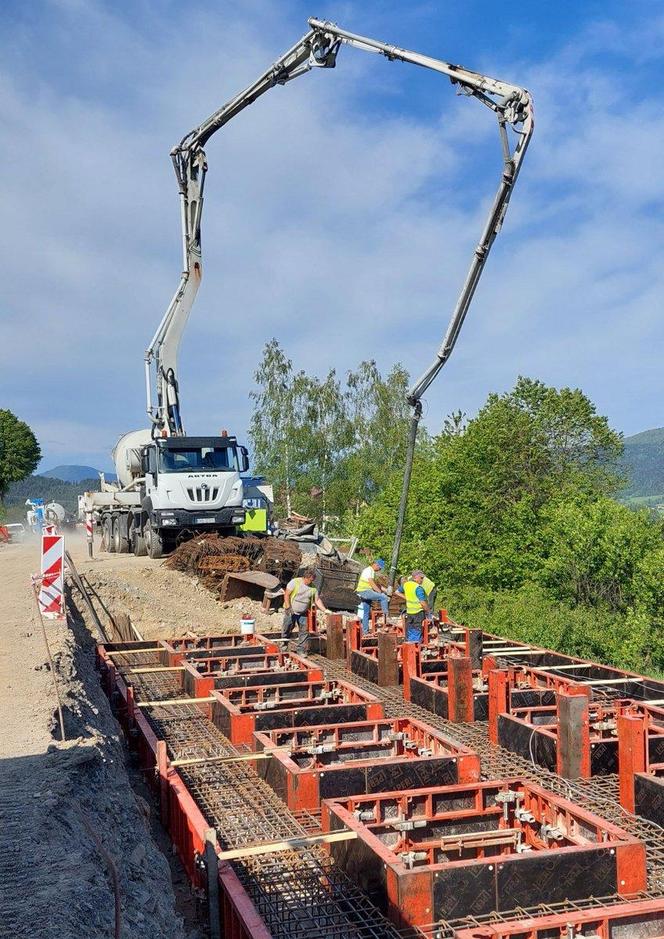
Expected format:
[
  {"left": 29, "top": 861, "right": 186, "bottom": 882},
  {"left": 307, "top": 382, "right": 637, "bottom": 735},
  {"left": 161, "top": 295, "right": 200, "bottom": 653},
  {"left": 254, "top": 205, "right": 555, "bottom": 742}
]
[{"left": 144, "top": 17, "right": 533, "bottom": 579}]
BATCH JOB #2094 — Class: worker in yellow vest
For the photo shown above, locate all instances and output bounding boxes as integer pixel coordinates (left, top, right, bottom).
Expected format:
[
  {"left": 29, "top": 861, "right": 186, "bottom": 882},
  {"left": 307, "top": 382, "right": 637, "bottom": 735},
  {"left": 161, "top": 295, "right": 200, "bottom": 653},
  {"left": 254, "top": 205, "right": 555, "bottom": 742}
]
[
  {"left": 395, "top": 570, "right": 430, "bottom": 643},
  {"left": 356, "top": 558, "right": 389, "bottom": 635},
  {"left": 282, "top": 569, "right": 329, "bottom": 654}
]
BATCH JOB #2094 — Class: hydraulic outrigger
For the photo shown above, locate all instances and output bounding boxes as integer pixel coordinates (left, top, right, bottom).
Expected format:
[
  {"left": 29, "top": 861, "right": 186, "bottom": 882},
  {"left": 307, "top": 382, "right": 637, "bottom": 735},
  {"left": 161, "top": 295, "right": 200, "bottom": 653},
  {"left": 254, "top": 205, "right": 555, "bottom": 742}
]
[{"left": 147, "top": 18, "right": 533, "bottom": 577}]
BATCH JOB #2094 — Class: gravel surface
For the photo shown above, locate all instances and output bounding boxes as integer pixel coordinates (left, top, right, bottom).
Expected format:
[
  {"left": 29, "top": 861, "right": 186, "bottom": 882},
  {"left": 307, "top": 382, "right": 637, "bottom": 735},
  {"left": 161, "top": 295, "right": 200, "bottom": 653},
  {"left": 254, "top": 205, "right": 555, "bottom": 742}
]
[{"left": 79, "top": 543, "right": 280, "bottom": 639}]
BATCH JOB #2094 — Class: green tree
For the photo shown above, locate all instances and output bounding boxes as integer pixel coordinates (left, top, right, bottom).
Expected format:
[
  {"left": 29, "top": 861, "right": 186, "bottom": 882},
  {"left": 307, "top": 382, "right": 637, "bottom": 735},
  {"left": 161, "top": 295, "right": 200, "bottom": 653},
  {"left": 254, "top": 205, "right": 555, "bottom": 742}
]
[
  {"left": 357, "top": 377, "right": 625, "bottom": 590},
  {"left": 249, "top": 340, "right": 306, "bottom": 516},
  {"left": 343, "top": 361, "right": 412, "bottom": 520},
  {"left": 540, "top": 497, "right": 661, "bottom": 609},
  {"left": 0, "top": 410, "right": 41, "bottom": 502},
  {"left": 248, "top": 342, "right": 413, "bottom": 527}
]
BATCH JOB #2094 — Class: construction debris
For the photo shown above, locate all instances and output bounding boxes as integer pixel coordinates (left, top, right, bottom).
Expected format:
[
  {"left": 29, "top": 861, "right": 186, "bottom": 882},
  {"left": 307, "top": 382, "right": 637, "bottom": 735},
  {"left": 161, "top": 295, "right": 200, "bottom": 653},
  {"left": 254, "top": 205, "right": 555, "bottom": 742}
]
[{"left": 164, "top": 535, "right": 301, "bottom": 602}]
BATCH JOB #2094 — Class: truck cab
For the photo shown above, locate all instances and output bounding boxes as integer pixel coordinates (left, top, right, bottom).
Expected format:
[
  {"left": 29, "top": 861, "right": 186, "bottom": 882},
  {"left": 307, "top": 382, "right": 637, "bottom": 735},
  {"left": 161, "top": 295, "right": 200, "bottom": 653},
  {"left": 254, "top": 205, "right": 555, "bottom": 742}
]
[{"left": 138, "top": 434, "right": 249, "bottom": 557}]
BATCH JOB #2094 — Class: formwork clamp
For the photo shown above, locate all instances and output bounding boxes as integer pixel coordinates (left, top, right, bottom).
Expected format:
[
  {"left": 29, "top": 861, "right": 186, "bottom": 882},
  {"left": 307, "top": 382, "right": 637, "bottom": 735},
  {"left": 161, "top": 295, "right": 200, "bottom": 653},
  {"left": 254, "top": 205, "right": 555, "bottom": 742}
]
[
  {"left": 400, "top": 850, "right": 427, "bottom": 869},
  {"left": 390, "top": 818, "right": 427, "bottom": 832},
  {"left": 540, "top": 822, "right": 565, "bottom": 842},
  {"left": 495, "top": 788, "right": 521, "bottom": 821},
  {"left": 353, "top": 809, "right": 375, "bottom": 822}
]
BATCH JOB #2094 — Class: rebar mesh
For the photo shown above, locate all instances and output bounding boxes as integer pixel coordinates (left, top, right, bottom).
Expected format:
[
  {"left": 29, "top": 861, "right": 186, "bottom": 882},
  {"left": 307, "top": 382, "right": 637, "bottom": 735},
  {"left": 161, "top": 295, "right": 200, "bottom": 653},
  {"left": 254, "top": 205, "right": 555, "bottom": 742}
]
[
  {"left": 110, "top": 646, "right": 664, "bottom": 938},
  {"left": 112, "top": 655, "right": 414, "bottom": 938},
  {"left": 317, "top": 655, "right": 664, "bottom": 929}
]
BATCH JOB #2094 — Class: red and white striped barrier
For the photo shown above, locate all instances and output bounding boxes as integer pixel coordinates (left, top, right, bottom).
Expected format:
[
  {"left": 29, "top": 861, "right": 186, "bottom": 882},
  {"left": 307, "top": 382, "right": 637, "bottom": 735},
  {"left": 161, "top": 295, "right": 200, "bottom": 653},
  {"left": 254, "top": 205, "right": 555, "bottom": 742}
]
[
  {"left": 37, "top": 528, "right": 65, "bottom": 619},
  {"left": 85, "top": 511, "right": 94, "bottom": 557}
]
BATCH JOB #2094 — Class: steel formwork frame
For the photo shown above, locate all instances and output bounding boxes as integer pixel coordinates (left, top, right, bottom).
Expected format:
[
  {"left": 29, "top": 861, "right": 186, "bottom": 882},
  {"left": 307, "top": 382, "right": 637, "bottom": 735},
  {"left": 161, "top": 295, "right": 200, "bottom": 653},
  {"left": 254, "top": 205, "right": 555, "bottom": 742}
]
[
  {"left": 181, "top": 650, "right": 324, "bottom": 694},
  {"left": 497, "top": 694, "right": 664, "bottom": 782},
  {"left": 94, "top": 623, "right": 664, "bottom": 938},
  {"left": 321, "top": 778, "right": 647, "bottom": 929},
  {"left": 443, "top": 896, "right": 664, "bottom": 938},
  {"left": 97, "top": 641, "right": 411, "bottom": 939},
  {"left": 253, "top": 716, "right": 480, "bottom": 811},
  {"left": 211, "top": 678, "right": 384, "bottom": 746},
  {"left": 617, "top": 704, "right": 664, "bottom": 826},
  {"left": 96, "top": 642, "right": 274, "bottom": 939},
  {"left": 405, "top": 656, "right": 560, "bottom": 724}
]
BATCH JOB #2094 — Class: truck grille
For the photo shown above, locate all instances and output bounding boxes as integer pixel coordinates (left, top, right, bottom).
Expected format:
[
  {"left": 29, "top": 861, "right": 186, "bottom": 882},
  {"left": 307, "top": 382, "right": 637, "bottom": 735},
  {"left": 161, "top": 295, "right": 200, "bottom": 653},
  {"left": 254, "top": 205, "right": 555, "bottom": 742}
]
[{"left": 187, "top": 486, "right": 219, "bottom": 503}]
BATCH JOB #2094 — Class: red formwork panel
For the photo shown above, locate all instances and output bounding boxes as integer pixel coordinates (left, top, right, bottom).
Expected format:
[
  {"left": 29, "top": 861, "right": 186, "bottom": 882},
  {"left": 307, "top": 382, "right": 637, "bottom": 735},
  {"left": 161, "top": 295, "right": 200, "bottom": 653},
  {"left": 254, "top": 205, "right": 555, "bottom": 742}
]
[
  {"left": 321, "top": 778, "right": 646, "bottom": 930},
  {"left": 253, "top": 716, "right": 480, "bottom": 811},
  {"left": 98, "top": 643, "right": 273, "bottom": 939},
  {"left": 162, "top": 632, "right": 282, "bottom": 666},
  {"left": 451, "top": 897, "right": 664, "bottom": 938},
  {"left": 210, "top": 678, "right": 384, "bottom": 746},
  {"left": 617, "top": 704, "right": 664, "bottom": 823},
  {"left": 181, "top": 650, "right": 324, "bottom": 697}
]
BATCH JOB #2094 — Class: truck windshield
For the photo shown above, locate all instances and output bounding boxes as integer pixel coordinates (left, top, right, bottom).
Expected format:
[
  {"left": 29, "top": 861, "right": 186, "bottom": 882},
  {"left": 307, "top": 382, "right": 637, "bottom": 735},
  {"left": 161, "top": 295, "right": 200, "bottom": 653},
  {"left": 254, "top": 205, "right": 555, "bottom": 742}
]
[{"left": 159, "top": 447, "right": 237, "bottom": 473}]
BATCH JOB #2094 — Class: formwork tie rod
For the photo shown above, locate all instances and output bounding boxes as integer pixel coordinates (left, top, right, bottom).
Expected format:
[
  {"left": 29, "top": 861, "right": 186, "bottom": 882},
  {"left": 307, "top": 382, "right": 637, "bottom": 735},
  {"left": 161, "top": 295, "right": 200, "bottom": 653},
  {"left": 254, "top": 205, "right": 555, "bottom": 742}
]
[
  {"left": 170, "top": 749, "right": 287, "bottom": 768},
  {"left": 106, "top": 647, "right": 165, "bottom": 657}
]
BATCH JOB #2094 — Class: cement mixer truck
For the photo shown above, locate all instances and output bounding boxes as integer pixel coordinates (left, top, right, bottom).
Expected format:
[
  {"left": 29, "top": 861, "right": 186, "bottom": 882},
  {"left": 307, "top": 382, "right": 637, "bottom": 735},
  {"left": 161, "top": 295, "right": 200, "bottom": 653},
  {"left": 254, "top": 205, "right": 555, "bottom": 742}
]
[
  {"left": 79, "top": 61, "right": 283, "bottom": 557},
  {"left": 80, "top": 429, "right": 255, "bottom": 558}
]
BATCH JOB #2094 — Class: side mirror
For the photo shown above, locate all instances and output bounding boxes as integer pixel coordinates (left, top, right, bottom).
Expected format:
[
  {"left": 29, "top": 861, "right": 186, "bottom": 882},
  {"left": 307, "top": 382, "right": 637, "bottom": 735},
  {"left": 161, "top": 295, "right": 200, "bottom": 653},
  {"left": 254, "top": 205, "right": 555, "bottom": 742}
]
[
  {"left": 239, "top": 446, "right": 250, "bottom": 473},
  {"left": 142, "top": 447, "right": 157, "bottom": 477}
]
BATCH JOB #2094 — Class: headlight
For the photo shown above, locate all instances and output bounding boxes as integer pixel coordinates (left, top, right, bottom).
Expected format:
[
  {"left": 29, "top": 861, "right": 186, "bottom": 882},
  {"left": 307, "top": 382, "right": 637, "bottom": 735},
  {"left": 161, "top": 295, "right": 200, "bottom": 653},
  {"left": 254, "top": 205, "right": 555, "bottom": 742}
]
[
  {"left": 162, "top": 518, "right": 177, "bottom": 526},
  {"left": 231, "top": 514, "right": 245, "bottom": 524}
]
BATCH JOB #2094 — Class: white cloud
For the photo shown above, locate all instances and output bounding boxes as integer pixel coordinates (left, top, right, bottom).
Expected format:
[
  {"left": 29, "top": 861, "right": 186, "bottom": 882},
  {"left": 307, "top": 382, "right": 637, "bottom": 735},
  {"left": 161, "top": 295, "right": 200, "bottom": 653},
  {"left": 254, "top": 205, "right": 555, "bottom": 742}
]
[{"left": 1, "top": 1, "right": 663, "bottom": 473}]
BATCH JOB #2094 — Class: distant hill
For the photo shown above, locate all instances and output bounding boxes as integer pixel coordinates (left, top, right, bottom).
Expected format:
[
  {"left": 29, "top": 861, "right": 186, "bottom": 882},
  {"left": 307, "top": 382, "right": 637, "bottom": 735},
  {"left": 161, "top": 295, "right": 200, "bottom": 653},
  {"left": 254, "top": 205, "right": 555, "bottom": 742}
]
[
  {"left": 42, "top": 464, "right": 116, "bottom": 483},
  {"left": 4, "top": 474, "right": 101, "bottom": 521},
  {"left": 619, "top": 427, "right": 664, "bottom": 501}
]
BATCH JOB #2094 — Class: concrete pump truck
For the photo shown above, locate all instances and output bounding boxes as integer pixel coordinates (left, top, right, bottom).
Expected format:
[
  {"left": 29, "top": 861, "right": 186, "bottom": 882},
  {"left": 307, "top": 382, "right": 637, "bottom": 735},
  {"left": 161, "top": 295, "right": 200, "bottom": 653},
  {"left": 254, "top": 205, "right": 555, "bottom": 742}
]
[{"left": 85, "top": 17, "right": 532, "bottom": 563}]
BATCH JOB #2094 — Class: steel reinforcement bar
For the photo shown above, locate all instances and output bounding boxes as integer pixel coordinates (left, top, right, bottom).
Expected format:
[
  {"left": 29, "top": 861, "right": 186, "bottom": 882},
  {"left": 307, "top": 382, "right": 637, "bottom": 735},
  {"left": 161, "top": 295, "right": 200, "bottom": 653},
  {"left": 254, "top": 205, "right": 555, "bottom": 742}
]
[
  {"left": 315, "top": 654, "right": 664, "bottom": 933},
  {"left": 100, "top": 649, "right": 416, "bottom": 939}
]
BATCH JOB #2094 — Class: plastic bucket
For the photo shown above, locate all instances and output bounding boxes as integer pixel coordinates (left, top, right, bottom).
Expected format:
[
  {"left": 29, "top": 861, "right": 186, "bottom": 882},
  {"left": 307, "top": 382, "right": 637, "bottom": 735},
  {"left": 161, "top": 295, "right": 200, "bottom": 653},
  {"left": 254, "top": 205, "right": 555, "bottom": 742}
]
[{"left": 240, "top": 616, "right": 256, "bottom": 636}]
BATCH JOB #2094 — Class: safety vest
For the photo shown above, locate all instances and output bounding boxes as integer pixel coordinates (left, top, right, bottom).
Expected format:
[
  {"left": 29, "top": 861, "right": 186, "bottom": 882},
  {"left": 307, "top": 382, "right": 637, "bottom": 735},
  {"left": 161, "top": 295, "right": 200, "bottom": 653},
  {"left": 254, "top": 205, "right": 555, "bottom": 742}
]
[
  {"left": 288, "top": 578, "right": 316, "bottom": 610},
  {"left": 356, "top": 567, "right": 376, "bottom": 592},
  {"left": 421, "top": 576, "right": 435, "bottom": 597},
  {"left": 403, "top": 580, "right": 425, "bottom": 615}
]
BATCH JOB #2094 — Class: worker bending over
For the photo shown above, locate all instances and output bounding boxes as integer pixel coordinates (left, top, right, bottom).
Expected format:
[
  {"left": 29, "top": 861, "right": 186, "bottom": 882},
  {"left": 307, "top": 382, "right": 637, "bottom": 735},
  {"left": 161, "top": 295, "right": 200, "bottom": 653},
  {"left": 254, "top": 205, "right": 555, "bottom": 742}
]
[
  {"left": 356, "top": 558, "right": 390, "bottom": 635},
  {"left": 395, "top": 570, "right": 430, "bottom": 643},
  {"left": 282, "top": 569, "right": 328, "bottom": 654}
]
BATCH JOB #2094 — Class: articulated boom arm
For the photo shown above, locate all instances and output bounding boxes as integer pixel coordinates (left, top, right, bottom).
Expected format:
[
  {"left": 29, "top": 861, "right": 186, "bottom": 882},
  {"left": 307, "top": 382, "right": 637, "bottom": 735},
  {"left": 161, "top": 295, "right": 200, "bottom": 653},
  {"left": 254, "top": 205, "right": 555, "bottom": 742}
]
[
  {"left": 145, "top": 18, "right": 533, "bottom": 578},
  {"left": 144, "top": 26, "right": 342, "bottom": 435}
]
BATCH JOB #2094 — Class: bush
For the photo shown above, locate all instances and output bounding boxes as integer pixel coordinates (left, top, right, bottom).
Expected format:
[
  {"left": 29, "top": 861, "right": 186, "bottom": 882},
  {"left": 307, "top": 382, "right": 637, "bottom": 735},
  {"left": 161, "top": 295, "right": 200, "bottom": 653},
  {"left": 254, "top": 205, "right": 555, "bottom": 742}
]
[{"left": 446, "top": 582, "right": 664, "bottom": 675}]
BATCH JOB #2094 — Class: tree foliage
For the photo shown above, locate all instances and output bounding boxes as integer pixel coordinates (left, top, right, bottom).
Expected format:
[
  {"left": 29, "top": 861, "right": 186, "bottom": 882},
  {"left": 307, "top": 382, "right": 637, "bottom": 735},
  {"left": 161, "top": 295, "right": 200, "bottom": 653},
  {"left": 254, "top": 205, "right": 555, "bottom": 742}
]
[
  {"left": 249, "top": 340, "right": 411, "bottom": 526},
  {"left": 357, "top": 376, "right": 664, "bottom": 668},
  {"left": 0, "top": 410, "right": 41, "bottom": 501}
]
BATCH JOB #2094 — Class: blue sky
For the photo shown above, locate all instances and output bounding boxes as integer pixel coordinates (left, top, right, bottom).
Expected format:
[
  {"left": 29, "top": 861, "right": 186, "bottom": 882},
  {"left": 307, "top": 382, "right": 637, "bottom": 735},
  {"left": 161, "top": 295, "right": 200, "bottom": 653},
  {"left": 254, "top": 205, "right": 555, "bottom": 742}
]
[{"left": 2, "top": 0, "right": 663, "bottom": 471}]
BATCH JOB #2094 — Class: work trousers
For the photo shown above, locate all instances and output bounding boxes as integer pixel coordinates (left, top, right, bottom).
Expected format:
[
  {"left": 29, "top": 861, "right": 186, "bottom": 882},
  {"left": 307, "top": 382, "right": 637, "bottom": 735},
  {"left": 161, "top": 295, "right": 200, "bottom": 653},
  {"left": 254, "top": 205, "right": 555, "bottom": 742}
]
[
  {"left": 405, "top": 610, "right": 425, "bottom": 644},
  {"left": 282, "top": 610, "right": 309, "bottom": 655},
  {"left": 357, "top": 590, "right": 389, "bottom": 635}
]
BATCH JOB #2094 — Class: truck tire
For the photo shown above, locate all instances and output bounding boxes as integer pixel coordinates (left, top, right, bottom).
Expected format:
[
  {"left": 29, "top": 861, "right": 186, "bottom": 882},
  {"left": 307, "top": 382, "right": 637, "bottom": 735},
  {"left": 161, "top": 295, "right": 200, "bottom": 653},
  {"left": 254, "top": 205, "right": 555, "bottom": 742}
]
[
  {"left": 114, "top": 516, "right": 131, "bottom": 553},
  {"left": 103, "top": 517, "right": 116, "bottom": 553},
  {"left": 145, "top": 520, "right": 164, "bottom": 560},
  {"left": 133, "top": 532, "right": 147, "bottom": 557}
]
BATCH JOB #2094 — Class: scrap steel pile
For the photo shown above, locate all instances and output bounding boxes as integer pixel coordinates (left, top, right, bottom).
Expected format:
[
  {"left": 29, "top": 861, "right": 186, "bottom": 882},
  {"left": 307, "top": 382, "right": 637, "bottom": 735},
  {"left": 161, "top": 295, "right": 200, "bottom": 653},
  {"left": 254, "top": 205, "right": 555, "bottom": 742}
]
[{"left": 165, "top": 534, "right": 302, "bottom": 600}]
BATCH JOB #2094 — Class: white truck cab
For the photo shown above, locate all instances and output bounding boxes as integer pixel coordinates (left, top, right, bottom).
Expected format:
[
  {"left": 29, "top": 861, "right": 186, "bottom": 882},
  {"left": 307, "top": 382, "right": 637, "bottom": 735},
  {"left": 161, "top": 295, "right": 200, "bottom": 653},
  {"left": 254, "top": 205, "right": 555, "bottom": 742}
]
[{"left": 142, "top": 435, "right": 248, "bottom": 543}]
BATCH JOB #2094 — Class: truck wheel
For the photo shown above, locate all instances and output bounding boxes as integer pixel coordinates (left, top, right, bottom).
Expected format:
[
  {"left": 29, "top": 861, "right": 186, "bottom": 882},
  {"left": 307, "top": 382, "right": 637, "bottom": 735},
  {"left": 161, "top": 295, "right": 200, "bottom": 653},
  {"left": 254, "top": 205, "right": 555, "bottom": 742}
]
[
  {"left": 103, "top": 517, "right": 116, "bottom": 553},
  {"left": 145, "top": 521, "right": 164, "bottom": 560},
  {"left": 133, "top": 532, "right": 147, "bottom": 557},
  {"left": 114, "top": 516, "right": 131, "bottom": 553}
]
